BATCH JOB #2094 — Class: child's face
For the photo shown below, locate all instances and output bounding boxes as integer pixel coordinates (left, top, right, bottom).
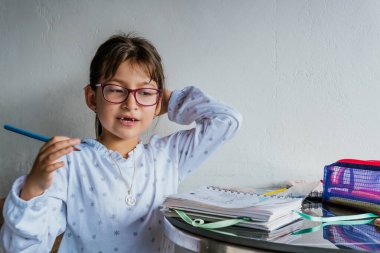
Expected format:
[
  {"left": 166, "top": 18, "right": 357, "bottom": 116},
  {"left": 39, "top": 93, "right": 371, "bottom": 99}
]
[{"left": 89, "top": 60, "right": 161, "bottom": 143}]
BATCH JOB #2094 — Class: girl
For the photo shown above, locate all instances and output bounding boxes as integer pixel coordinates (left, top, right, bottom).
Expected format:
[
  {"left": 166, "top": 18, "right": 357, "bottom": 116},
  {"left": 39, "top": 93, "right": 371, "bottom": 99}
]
[{"left": 0, "top": 33, "right": 242, "bottom": 253}]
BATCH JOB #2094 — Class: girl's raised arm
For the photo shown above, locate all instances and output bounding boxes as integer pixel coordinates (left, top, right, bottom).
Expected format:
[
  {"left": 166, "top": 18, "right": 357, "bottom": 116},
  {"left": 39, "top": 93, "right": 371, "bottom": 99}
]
[{"left": 150, "top": 86, "right": 242, "bottom": 182}]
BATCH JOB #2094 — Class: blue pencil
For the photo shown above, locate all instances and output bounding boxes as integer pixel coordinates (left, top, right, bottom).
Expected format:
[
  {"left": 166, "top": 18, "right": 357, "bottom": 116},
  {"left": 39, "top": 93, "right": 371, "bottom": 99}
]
[{"left": 4, "top": 124, "right": 80, "bottom": 151}]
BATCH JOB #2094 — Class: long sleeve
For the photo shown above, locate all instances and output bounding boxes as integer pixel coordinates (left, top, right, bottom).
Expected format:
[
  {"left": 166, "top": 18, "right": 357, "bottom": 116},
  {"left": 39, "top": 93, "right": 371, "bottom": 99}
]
[
  {"left": 152, "top": 86, "right": 242, "bottom": 182},
  {"left": 0, "top": 160, "right": 68, "bottom": 253},
  {"left": 0, "top": 86, "right": 242, "bottom": 253}
]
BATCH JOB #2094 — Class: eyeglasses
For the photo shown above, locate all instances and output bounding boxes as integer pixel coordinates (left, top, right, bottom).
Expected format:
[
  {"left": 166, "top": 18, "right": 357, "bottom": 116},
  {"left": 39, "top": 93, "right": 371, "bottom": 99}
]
[{"left": 95, "top": 84, "right": 161, "bottom": 106}]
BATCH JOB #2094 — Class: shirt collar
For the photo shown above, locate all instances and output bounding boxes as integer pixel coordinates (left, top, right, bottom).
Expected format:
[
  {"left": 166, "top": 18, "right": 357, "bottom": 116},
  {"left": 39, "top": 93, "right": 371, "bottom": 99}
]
[{"left": 81, "top": 138, "right": 144, "bottom": 162}]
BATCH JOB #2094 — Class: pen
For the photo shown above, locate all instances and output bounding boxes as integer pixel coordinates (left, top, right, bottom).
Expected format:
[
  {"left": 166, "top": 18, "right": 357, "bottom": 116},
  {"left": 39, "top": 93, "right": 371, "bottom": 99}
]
[{"left": 4, "top": 124, "right": 80, "bottom": 151}]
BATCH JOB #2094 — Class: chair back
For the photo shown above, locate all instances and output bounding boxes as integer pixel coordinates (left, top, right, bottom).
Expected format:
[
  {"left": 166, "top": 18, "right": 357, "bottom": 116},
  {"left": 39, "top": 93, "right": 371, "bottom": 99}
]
[{"left": 0, "top": 198, "right": 4, "bottom": 227}]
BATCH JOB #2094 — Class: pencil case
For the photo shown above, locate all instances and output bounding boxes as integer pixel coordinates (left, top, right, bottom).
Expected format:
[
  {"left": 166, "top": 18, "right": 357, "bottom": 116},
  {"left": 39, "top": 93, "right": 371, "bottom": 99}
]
[{"left": 322, "top": 159, "right": 380, "bottom": 214}]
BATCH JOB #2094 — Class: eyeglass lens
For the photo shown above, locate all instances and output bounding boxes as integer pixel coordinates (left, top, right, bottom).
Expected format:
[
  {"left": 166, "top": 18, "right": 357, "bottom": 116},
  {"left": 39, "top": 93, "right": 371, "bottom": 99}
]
[{"left": 103, "top": 85, "right": 160, "bottom": 105}]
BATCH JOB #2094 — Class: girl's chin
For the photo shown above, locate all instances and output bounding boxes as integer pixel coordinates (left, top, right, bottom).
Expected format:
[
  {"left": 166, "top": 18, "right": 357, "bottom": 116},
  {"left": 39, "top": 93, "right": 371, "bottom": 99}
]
[
  {"left": 115, "top": 134, "right": 140, "bottom": 141},
  {"left": 101, "top": 131, "right": 140, "bottom": 142}
]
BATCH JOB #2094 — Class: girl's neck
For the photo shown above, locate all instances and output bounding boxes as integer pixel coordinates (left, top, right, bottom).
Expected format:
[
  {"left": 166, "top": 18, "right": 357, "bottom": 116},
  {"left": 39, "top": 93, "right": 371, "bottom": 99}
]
[{"left": 97, "top": 135, "right": 139, "bottom": 158}]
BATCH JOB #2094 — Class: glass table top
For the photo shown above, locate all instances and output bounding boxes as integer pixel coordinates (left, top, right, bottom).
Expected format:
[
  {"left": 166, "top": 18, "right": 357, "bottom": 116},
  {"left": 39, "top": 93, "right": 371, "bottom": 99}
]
[{"left": 164, "top": 199, "right": 380, "bottom": 253}]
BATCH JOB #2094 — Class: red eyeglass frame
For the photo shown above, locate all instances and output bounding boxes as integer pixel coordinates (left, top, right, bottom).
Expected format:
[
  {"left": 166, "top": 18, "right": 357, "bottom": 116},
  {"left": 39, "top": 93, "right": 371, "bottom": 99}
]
[{"left": 94, "top": 83, "right": 162, "bottom": 106}]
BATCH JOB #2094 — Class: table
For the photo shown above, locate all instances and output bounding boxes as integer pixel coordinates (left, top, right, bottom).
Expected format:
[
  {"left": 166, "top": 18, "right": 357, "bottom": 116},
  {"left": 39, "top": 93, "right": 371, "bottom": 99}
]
[{"left": 163, "top": 199, "right": 380, "bottom": 253}]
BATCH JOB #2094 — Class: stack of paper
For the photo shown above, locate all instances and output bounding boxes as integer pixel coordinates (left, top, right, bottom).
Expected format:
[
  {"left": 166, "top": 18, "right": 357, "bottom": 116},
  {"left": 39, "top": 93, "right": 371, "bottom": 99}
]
[{"left": 162, "top": 186, "right": 303, "bottom": 232}]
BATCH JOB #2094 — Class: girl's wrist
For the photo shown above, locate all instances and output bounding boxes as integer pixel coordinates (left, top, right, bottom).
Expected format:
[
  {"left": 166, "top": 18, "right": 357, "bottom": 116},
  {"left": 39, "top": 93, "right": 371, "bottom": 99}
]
[{"left": 20, "top": 177, "right": 45, "bottom": 200}]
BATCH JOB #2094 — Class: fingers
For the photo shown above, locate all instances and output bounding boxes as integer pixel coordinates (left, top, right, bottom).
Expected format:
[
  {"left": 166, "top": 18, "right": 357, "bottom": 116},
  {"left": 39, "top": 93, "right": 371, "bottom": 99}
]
[
  {"left": 37, "top": 137, "right": 80, "bottom": 169},
  {"left": 41, "top": 146, "right": 72, "bottom": 166},
  {"left": 40, "top": 136, "right": 80, "bottom": 155},
  {"left": 39, "top": 136, "right": 72, "bottom": 153},
  {"left": 24, "top": 136, "right": 80, "bottom": 199},
  {"left": 45, "top": 160, "right": 65, "bottom": 173}
]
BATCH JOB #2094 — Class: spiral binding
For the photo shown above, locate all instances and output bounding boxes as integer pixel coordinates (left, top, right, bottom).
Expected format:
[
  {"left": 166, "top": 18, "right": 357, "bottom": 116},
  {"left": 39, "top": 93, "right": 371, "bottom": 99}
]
[
  {"left": 308, "top": 190, "right": 323, "bottom": 198},
  {"left": 206, "top": 186, "right": 293, "bottom": 199},
  {"left": 207, "top": 186, "right": 254, "bottom": 195},
  {"left": 302, "top": 201, "right": 323, "bottom": 210}
]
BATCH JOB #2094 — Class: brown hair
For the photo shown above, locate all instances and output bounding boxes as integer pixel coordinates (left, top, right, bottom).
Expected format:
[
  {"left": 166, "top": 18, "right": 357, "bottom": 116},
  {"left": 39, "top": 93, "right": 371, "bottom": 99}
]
[{"left": 89, "top": 33, "right": 165, "bottom": 137}]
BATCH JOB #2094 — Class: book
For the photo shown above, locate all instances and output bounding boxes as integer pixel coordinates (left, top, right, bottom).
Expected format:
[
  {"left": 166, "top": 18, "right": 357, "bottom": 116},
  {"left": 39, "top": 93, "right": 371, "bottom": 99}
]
[
  {"left": 284, "top": 180, "right": 323, "bottom": 199},
  {"left": 162, "top": 186, "right": 304, "bottom": 231},
  {"left": 163, "top": 209, "right": 303, "bottom": 243},
  {"left": 307, "top": 181, "right": 323, "bottom": 199}
]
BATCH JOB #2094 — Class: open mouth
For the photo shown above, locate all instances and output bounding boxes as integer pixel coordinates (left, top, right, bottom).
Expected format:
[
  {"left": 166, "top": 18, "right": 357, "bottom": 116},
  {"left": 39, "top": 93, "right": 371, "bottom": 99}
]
[{"left": 118, "top": 117, "right": 138, "bottom": 123}]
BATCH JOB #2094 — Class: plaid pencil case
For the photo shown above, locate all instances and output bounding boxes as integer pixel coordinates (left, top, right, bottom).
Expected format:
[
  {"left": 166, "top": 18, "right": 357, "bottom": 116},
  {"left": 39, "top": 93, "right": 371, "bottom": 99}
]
[{"left": 322, "top": 159, "right": 380, "bottom": 214}]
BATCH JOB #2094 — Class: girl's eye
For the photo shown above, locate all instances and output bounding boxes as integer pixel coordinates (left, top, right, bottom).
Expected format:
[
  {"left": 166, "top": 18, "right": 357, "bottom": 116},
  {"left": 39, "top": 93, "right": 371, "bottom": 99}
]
[
  {"left": 138, "top": 89, "right": 156, "bottom": 96},
  {"left": 107, "top": 86, "right": 124, "bottom": 93},
  {"left": 110, "top": 89, "right": 123, "bottom": 93}
]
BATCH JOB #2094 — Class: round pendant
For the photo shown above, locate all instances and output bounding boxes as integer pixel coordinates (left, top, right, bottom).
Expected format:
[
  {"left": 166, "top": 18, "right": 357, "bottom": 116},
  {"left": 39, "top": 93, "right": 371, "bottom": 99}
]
[{"left": 125, "top": 195, "right": 136, "bottom": 207}]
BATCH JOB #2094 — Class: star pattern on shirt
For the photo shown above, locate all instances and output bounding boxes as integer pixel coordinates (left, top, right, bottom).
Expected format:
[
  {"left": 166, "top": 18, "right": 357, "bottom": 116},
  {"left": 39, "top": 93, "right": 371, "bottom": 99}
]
[{"left": 3, "top": 86, "right": 241, "bottom": 253}]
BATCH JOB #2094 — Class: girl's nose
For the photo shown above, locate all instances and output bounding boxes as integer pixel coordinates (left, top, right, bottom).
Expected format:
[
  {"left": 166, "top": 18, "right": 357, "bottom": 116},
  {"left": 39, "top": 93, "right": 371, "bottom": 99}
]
[{"left": 122, "top": 92, "right": 138, "bottom": 110}]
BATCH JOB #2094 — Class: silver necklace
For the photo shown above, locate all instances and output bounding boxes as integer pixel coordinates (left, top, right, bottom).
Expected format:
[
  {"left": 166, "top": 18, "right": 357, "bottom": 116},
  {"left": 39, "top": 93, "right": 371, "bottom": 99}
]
[{"left": 108, "top": 149, "right": 136, "bottom": 207}]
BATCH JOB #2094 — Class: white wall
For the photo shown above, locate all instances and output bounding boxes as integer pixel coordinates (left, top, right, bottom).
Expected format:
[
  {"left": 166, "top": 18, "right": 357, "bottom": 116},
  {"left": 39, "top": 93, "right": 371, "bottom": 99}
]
[{"left": 1, "top": 0, "right": 380, "bottom": 198}]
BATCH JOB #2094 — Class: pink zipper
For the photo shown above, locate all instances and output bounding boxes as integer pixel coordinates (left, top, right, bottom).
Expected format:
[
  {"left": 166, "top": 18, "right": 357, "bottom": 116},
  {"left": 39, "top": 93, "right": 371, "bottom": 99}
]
[{"left": 337, "top": 159, "right": 380, "bottom": 166}]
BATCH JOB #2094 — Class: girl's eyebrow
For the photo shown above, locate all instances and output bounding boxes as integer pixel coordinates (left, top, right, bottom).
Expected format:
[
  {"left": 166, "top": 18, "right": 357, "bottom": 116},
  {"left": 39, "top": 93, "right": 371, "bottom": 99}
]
[
  {"left": 108, "top": 78, "right": 157, "bottom": 88},
  {"left": 142, "top": 82, "right": 157, "bottom": 88}
]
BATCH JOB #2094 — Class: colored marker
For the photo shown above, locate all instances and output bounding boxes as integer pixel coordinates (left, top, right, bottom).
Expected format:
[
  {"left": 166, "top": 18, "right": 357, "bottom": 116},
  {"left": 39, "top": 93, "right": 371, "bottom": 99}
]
[
  {"left": 262, "top": 187, "right": 288, "bottom": 197},
  {"left": 4, "top": 124, "right": 80, "bottom": 151}
]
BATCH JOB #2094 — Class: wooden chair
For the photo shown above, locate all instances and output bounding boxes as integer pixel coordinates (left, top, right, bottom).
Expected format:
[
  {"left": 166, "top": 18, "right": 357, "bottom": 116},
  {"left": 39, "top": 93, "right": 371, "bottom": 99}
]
[
  {"left": 0, "top": 198, "right": 4, "bottom": 229},
  {"left": 0, "top": 197, "right": 63, "bottom": 253}
]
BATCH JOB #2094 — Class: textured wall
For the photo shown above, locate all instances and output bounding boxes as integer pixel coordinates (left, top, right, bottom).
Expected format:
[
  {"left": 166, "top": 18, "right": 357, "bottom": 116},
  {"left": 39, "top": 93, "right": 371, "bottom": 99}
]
[{"left": 1, "top": 0, "right": 380, "bottom": 199}]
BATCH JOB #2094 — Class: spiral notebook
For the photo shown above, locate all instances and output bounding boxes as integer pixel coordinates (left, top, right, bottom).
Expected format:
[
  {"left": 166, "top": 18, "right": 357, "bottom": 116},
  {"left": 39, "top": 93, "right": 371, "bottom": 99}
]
[
  {"left": 307, "top": 181, "right": 323, "bottom": 199},
  {"left": 162, "top": 186, "right": 303, "bottom": 231}
]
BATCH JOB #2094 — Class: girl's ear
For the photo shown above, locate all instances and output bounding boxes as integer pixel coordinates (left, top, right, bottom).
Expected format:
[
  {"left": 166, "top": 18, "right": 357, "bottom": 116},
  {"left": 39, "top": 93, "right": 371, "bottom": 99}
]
[
  {"left": 154, "top": 94, "right": 163, "bottom": 117},
  {"left": 84, "top": 85, "right": 97, "bottom": 112}
]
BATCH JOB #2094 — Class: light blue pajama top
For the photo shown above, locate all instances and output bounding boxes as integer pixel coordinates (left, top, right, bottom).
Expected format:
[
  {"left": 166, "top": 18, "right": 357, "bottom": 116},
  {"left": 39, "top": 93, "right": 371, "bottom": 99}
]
[{"left": 0, "top": 86, "right": 242, "bottom": 253}]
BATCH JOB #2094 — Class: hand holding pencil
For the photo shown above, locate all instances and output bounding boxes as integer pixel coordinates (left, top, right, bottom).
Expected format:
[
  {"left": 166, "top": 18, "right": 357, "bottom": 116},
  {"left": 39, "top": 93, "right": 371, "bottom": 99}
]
[
  {"left": 20, "top": 136, "right": 81, "bottom": 200},
  {"left": 4, "top": 124, "right": 80, "bottom": 151},
  {"left": 4, "top": 124, "right": 81, "bottom": 200}
]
